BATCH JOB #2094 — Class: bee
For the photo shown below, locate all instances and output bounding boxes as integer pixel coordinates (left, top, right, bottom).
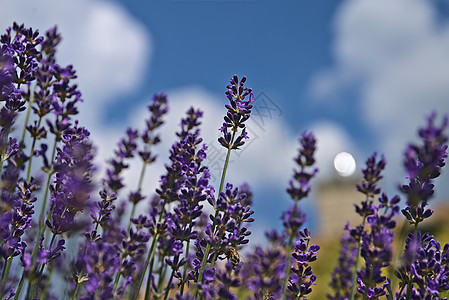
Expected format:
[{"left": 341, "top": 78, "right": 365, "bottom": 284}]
[{"left": 225, "top": 246, "right": 241, "bottom": 269}]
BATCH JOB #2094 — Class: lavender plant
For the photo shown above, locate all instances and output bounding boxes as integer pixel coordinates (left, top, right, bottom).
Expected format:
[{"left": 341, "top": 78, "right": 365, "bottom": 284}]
[{"left": 1, "top": 22, "right": 449, "bottom": 300}]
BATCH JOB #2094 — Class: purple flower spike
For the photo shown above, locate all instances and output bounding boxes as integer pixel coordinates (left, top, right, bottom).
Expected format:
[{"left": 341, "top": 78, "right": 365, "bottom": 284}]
[
  {"left": 287, "top": 131, "right": 318, "bottom": 202},
  {"left": 287, "top": 228, "right": 319, "bottom": 299},
  {"left": 356, "top": 153, "right": 386, "bottom": 199},
  {"left": 48, "top": 123, "right": 95, "bottom": 235},
  {"left": 401, "top": 113, "right": 448, "bottom": 226},
  {"left": 218, "top": 75, "right": 254, "bottom": 150}
]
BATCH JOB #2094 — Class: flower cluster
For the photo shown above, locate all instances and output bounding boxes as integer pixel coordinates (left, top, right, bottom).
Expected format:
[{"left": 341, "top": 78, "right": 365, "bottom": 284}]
[
  {"left": 240, "top": 132, "right": 320, "bottom": 300},
  {"left": 329, "top": 153, "right": 397, "bottom": 300},
  {"left": 395, "top": 231, "right": 449, "bottom": 299},
  {"left": 218, "top": 75, "right": 254, "bottom": 150},
  {"left": 287, "top": 228, "right": 320, "bottom": 299},
  {"left": 329, "top": 115, "right": 448, "bottom": 300},
  {"left": 1, "top": 23, "right": 449, "bottom": 300},
  {"left": 401, "top": 113, "right": 448, "bottom": 227}
]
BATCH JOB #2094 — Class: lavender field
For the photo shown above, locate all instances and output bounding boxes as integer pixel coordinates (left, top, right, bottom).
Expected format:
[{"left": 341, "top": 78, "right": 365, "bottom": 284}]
[{"left": 1, "top": 21, "right": 449, "bottom": 300}]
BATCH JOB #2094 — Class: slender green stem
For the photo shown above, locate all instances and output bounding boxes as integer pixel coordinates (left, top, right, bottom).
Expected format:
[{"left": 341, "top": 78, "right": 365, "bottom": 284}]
[
  {"left": 350, "top": 215, "right": 368, "bottom": 300},
  {"left": 127, "top": 205, "right": 137, "bottom": 231},
  {"left": 13, "top": 271, "right": 26, "bottom": 300},
  {"left": 405, "top": 276, "right": 413, "bottom": 300},
  {"left": 112, "top": 267, "right": 122, "bottom": 294},
  {"left": 194, "top": 243, "right": 211, "bottom": 298},
  {"left": 127, "top": 160, "right": 148, "bottom": 231},
  {"left": 0, "top": 257, "right": 12, "bottom": 292},
  {"left": 386, "top": 280, "right": 394, "bottom": 300},
  {"left": 405, "top": 222, "right": 420, "bottom": 300},
  {"left": 133, "top": 232, "right": 159, "bottom": 300},
  {"left": 26, "top": 116, "right": 43, "bottom": 181},
  {"left": 137, "top": 160, "right": 148, "bottom": 190},
  {"left": 0, "top": 129, "right": 11, "bottom": 171},
  {"left": 195, "top": 131, "right": 236, "bottom": 297},
  {"left": 396, "top": 283, "right": 406, "bottom": 299},
  {"left": 218, "top": 132, "right": 235, "bottom": 194},
  {"left": 145, "top": 240, "right": 160, "bottom": 300},
  {"left": 210, "top": 248, "right": 219, "bottom": 269},
  {"left": 20, "top": 90, "right": 33, "bottom": 148},
  {"left": 157, "top": 259, "right": 168, "bottom": 295},
  {"left": 162, "top": 269, "right": 175, "bottom": 300},
  {"left": 38, "top": 137, "right": 58, "bottom": 233},
  {"left": 31, "top": 233, "right": 56, "bottom": 299},
  {"left": 141, "top": 197, "right": 172, "bottom": 300},
  {"left": 179, "top": 240, "right": 190, "bottom": 296},
  {"left": 0, "top": 153, "right": 5, "bottom": 172},
  {"left": 39, "top": 263, "right": 53, "bottom": 299},
  {"left": 72, "top": 280, "right": 81, "bottom": 300},
  {"left": 282, "top": 236, "right": 294, "bottom": 300},
  {"left": 32, "top": 203, "right": 54, "bottom": 263},
  {"left": 296, "top": 277, "right": 303, "bottom": 300}
]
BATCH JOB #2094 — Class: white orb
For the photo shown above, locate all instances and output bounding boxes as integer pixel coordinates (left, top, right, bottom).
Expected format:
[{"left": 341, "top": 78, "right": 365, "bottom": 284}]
[{"left": 334, "top": 152, "right": 356, "bottom": 177}]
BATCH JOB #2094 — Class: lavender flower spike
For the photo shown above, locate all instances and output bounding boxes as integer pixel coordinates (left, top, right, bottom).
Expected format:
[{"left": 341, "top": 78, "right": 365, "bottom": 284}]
[
  {"left": 401, "top": 113, "right": 448, "bottom": 228},
  {"left": 287, "top": 131, "right": 318, "bottom": 202},
  {"left": 218, "top": 75, "right": 254, "bottom": 150},
  {"left": 287, "top": 228, "right": 319, "bottom": 299}
]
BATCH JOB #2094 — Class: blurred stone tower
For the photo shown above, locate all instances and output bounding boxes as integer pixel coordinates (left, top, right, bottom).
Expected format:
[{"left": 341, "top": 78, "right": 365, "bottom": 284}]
[{"left": 315, "top": 177, "right": 362, "bottom": 237}]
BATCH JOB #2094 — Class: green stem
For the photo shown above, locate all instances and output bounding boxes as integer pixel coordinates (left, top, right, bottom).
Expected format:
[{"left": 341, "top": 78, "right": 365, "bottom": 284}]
[
  {"left": 112, "top": 267, "right": 121, "bottom": 294},
  {"left": 26, "top": 116, "right": 43, "bottom": 182},
  {"left": 31, "top": 203, "right": 54, "bottom": 265},
  {"left": 133, "top": 232, "right": 159, "bottom": 300},
  {"left": 179, "top": 240, "right": 190, "bottom": 296},
  {"left": 72, "top": 280, "right": 81, "bottom": 300},
  {"left": 218, "top": 132, "right": 235, "bottom": 195},
  {"left": 162, "top": 269, "right": 175, "bottom": 300},
  {"left": 0, "top": 129, "right": 11, "bottom": 171},
  {"left": 145, "top": 239, "right": 160, "bottom": 300},
  {"left": 157, "top": 260, "right": 168, "bottom": 295},
  {"left": 38, "top": 137, "right": 58, "bottom": 233},
  {"left": 31, "top": 233, "right": 56, "bottom": 299},
  {"left": 127, "top": 160, "right": 148, "bottom": 231},
  {"left": 386, "top": 280, "right": 394, "bottom": 300},
  {"left": 20, "top": 90, "right": 33, "bottom": 148},
  {"left": 296, "top": 277, "right": 303, "bottom": 300},
  {"left": 194, "top": 243, "right": 211, "bottom": 298},
  {"left": 350, "top": 215, "right": 368, "bottom": 300},
  {"left": 13, "top": 271, "right": 26, "bottom": 300},
  {"left": 137, "top": 160, "right": 148, "bottom": 190},
  {"left": 127, "top": 205, "right": 137, "bottom": 232},
  {"left": 396, "top": 283, "right": 406, "bottom": 299},
  {"left": 405, "top": 222, "right": 420, "bottom": 300},
  {"left": 210, "top": 249, "right": 219, "bottom": 269},
  {"left": 195, "top": 131, "right": 236, "bottom": 297},
  {"left": 405, "top": 277, "right": 413, "bottom": 300},
  {"left": 282, "top": 237, "right": 294, "bottom": 300},
  {"left": 0, "top": 257, "right": 12, "bottom": 292},
  {"left": 39, "top": 263, "right": 53, "bottom": 299}
]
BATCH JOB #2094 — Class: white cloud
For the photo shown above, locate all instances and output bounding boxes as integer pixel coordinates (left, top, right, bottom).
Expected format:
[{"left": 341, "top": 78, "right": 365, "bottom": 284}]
[
  {"left": 309, "top": 0, "right": 449, "bottom": 199},
  {"left": 333, "top": 0, "right": 435, "bottom": 77},
  {"left": 0, "top": 0, "right": 151, "bottom": 129}
]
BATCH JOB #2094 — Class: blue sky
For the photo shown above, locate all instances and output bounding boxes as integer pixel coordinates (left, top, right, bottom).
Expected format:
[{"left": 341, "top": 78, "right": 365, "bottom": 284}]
[
  {"left": 106, "top": 1, "right": 340, "bottom": 130},
  {"left": 2, "top": 0, "right": 449, "bottom": 243}
]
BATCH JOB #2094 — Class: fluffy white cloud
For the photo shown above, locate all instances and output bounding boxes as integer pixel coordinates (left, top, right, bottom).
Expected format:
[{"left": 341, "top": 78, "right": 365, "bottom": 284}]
[
  {"left": 309, "top": 0, "right": 449, "bottom": 197},
  {"left": 0, "top": 0, "right": 151, "bottom": 127},
  {"left": 333, "top": 0, "right": 435, "bottom": 77}
]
